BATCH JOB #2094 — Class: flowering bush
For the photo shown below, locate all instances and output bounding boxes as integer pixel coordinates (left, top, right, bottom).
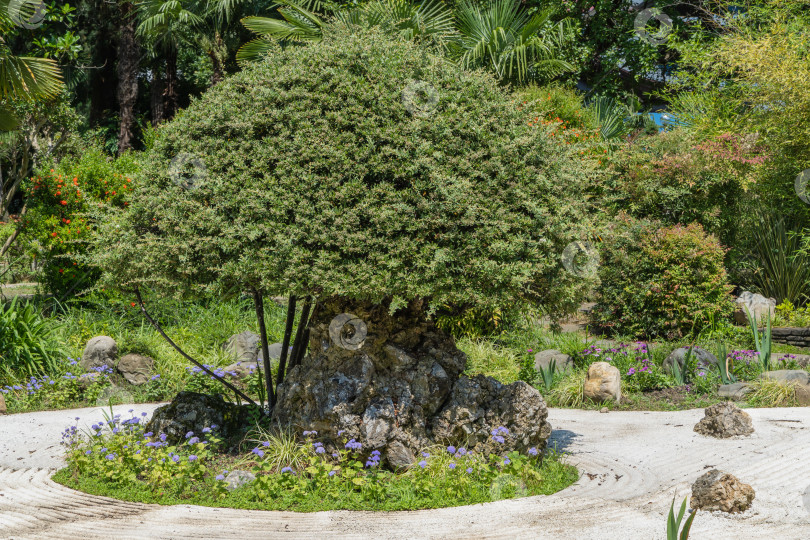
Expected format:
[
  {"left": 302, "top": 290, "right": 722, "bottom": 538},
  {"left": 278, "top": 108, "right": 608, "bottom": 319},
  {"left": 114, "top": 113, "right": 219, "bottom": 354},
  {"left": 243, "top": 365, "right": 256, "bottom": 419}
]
[
  {"left": 61, "top": 420, "right": 577, "bottom": 511},
  {"left": 63, "top": 411, "right": 219, "bottom": 491},
  {"left": 591, "top": 216, "right": 734, "bottom": 339},
  {"left": 1, "top": 357, "right": 113, "bottom": 411},
  {"left": 577, "top": 342, "right": 670, "bottom": 392},
  {"left": 22, "top": 147, "right": 138, "bottom": 297}
]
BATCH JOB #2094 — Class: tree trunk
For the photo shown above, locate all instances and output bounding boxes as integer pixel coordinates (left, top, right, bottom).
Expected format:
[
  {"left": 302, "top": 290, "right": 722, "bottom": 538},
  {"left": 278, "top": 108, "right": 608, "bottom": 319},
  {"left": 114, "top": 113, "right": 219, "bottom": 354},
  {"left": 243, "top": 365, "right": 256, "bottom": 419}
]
[
  {"left": 164, "top": 49, "right": 179, "bottom": 120},
  {"left": 272, "top": 297, "right": 551, "bottom": 469},
  {"left": 116, "top": 1, "right": 139, "bottom": 154},
  {"left": 150, "top": 63, "right": 165, "bottom": 126}
]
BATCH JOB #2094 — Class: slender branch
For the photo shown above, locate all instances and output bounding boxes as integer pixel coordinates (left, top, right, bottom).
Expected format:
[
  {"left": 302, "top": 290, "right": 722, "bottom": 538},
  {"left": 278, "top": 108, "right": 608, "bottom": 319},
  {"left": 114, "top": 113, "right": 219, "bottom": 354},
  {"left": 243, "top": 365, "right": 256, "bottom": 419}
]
[
  {"left": 275, "top": 295, "right": 297, "bottom": 397},
  {"left": 133, "top": 287, "right": 263, "bottom": 412},
  {"left": 289, "top": 297, "right": 313, "bottom": 370},
  {"left": 0, "top": 203, "right": 26, "bottom": 257},
  {"left": 252, "top": 287, "right": 275, "bottom": 408}
]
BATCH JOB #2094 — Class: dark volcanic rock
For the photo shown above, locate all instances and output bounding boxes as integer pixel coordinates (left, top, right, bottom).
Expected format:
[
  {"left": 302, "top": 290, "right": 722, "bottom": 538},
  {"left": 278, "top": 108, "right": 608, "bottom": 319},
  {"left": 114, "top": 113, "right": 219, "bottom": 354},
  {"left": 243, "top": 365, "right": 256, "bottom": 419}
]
[{"left": 273, "top": 298, "right": 551, "bottom": 468}]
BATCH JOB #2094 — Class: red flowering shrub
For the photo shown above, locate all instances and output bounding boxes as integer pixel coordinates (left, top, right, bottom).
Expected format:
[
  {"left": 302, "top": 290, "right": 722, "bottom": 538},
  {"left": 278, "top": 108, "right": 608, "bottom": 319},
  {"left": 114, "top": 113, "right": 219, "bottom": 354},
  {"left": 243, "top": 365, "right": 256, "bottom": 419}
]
[
  {"left": 590, "top": 216, "right": 734, "bottom": 339},
  {"left": 23, "top": 148, "right": 138, "bottom": 297}
]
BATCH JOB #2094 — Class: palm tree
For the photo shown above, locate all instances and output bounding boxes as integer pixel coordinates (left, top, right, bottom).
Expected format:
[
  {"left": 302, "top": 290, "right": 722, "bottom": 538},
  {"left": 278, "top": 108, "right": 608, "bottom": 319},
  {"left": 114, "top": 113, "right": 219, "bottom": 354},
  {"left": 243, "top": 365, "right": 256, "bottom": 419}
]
[
  {"left": 452, "top": 0, "right": 575, "bottom": 84},
  {"left": 0, "top": 2, "right": 64, "bottom": 131}
]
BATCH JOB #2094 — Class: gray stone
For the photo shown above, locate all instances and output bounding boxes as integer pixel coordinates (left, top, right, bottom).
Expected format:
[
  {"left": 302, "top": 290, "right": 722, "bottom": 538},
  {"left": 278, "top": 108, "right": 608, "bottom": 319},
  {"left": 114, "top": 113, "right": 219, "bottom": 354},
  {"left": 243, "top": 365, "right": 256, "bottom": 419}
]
[
  {"left": 691, "top": 470, "right": 755, "bottom": 513},
  {"left": 258, "top": 342, "right": 284, "bottom": 363},
  {"left": 273, "top": 298, "right": 552, "bottom": 468},
  {"left": 733, "top": 291, "right": 776, "bottom": 326},
  {"left": 534, "top": 349, "right": 573, "bottom": 373},
  {"left": 81, "top": 336, "right": 118, "bottom": 372},
  {"left": 663, "top": 347, "right": 718, "bottom": 375},
  {"left": 224, "top": 470, "right": 256, "bottom": 491},
  {"left": 694, "top": 402, "right": 754, "bottom": 438},
  {"left": 718, "top": 382, "right": 753, "bottom": 400},
  {"left": 117, "top": 353, "right": 155, "bottom": 385},
  {"left": 222, "top": 331, "right": 261, "bottom": 363},
  {"left": 146, "top": 391, "right": 256, "bottom": 445},
  {"left": 0, "top": 393, "right": 6, "bottom": 414},
  {"left": 760, "top": 370, "right": 810, "bottom": 386},
  {"left": 583, "top": 361, "right": 621, "bottom": 403}
]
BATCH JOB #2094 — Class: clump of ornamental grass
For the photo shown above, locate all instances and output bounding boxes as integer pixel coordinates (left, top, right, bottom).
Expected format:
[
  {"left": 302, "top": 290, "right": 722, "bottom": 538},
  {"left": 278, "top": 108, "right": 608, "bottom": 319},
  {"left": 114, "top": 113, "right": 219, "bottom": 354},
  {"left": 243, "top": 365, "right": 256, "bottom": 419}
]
[
  {"left": 458, "top": 337, "right": 522, "bottom": 383},
  {"left": 746, "top": 378, "right": 799, "bottom": 407},
  {"left": 545, "top": 367, "right": 586, "bottom": 408}
]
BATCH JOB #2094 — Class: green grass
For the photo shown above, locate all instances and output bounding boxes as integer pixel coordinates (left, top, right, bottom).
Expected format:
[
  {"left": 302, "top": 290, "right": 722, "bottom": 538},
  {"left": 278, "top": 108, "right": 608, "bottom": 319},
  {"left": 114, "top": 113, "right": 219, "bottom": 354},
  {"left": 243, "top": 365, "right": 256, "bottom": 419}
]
[{"left": 52, "top": 452, "right": 578, "bottom": 512}]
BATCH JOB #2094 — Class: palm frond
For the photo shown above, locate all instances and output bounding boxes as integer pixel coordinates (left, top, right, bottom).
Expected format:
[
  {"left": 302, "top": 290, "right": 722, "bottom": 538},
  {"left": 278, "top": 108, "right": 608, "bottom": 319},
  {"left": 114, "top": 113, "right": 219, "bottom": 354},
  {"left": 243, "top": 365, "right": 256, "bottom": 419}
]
[
  {"left": 0, "top": 54, "right": 63, "bottom": 101},
  {"left": 235, "top": 36, "right": 277, "bottom": 65}
]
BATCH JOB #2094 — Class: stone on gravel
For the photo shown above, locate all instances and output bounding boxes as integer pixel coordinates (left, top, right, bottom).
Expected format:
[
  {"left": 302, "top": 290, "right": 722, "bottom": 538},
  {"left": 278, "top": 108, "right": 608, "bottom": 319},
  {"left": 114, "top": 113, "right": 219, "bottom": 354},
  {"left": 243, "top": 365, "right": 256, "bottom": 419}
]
[
  {"left": 583, "top": 362, "right": 621, "bottom": 403},
  {"left": 146, "top": 391, "right": 256, "bottom": 445},
  {"left": 117, "top": 353, "right": 155, "bottom": 385},
  {"left": 224, "top": 470, "right": 256, "bottom": 491},
  {"left": 534, "top": 350, "right": 573, "bottom": 373},
  {"left": 733, "top": 291, "right": 775, "bottom": 326},
  {"left": 81, "top": 336, "right": 118, "bottom": 372},
  {"left": 760, "top": 370, "right": 810, "bottom": 386},
  {"left": 691, "top": 469, "right": 755, "bottom": 513},
  {"left": 0, "top": 393, "right": 6, "bottom": 414},
  {"left": 599, "top": 407, "right": 608, "bottom": 413},
  {"left": 222, "top": 331, "right": 261, "bottom": 363},
  {"left": 273, "top": 298, "right": 551, "bottom": 467},
  {"left": 694, "top": 402, "right": 754, "bottom": 438},
  {"left": 663, "top": 347, "right": 718, "bottom": 375},
  {"left": 718, "top": 382, "right": 753, "bottom": 400}
]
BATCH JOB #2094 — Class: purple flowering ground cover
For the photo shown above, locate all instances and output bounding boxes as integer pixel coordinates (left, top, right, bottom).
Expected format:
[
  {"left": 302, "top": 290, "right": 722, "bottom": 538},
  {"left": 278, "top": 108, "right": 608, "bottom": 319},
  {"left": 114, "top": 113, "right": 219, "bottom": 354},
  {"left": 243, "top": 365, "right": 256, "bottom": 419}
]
[{"left": 54, "top": 412, "right": 578, "bottom": 511}]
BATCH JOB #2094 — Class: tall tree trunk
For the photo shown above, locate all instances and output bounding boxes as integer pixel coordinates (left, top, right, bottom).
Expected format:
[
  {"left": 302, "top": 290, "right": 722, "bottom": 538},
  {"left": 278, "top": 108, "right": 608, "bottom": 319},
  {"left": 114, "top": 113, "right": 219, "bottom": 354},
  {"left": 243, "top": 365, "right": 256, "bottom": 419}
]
[
  {"left": 116, "top": 1, "right": 139, "bottom": 154},
  {"left": 150, "top": 62, "right": 165, "bottom": 126},
  {"left": 207, "top": 32, "right": 225, "bottom": 86},
  {"left": 88, "top": 2, "right": 118, "bottom": 127},
  {"left": 164, "top": 48, "right": 179, "bottom": 119}
]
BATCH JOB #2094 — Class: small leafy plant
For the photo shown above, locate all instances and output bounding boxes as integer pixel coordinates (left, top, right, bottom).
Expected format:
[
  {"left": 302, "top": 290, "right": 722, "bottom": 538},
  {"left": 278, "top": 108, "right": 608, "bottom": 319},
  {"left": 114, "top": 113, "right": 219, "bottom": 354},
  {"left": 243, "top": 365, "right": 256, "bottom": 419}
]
[
  {"left": 715, "top": 342, "right": 737, "bottom": 384},
  {"left": 745, "top": 307, "right": 773, "bottom": 371},
  {"left": 538, "top": 358, "right": 556, "bottom": 392},
  {"left": 667, "top": 495, "right": 696, "bottom": 540}
]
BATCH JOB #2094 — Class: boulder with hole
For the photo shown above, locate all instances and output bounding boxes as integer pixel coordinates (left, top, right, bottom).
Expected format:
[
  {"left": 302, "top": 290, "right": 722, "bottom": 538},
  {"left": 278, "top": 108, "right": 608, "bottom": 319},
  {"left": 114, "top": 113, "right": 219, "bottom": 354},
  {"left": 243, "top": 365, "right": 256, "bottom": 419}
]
[
  {"left": 583, "top": 361, "right": 621, "bottom": 403},
  {"left": 81, "top": 336, "right": 118, "bottom": 372},
  {"left": 694, "top": 402, "right": 754, "bottom": 438},
  {"left": 691, "top": 469, "right": 755, "bottom": 513}
]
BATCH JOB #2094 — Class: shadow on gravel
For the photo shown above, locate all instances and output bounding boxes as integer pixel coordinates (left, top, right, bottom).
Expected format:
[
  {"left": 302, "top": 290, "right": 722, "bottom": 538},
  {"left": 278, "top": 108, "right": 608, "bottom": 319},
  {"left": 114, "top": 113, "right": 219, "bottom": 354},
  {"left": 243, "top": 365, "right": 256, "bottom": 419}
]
[{"left": 548, "top": 429, "right": 581, "bottom": 453}]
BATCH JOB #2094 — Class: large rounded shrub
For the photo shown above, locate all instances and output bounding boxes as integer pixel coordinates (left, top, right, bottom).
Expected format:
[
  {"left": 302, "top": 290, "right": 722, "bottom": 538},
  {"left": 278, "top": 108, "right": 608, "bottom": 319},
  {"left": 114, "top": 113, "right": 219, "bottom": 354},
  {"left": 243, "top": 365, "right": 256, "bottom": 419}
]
[
  {"left": 590, "top": 216, "right": 734, "bottom": 339},
  {"left": 92, "top": 24, "right": 594, "bottom": 313}
]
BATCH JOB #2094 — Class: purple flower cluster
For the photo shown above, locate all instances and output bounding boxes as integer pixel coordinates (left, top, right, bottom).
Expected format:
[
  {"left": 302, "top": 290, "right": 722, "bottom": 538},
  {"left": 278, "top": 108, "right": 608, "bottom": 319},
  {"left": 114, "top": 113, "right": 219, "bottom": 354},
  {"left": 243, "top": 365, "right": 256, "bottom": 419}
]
[
  {"left": 365, "top": 450, "right": 381, "bottom": 468},
  {"left": 491, "top": 426, "right": 509, "bottom": 444},
  {"left": 345, "top": 438, "right": 362, "bottom": 451}
]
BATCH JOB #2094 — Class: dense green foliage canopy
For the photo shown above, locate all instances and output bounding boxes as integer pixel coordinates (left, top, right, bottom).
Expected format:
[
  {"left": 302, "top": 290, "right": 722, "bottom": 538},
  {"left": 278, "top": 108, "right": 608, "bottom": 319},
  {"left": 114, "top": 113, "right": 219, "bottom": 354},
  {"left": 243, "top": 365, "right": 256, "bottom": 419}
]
[{"left": 92, "top": 25, "right": 594, "bottom": 312}]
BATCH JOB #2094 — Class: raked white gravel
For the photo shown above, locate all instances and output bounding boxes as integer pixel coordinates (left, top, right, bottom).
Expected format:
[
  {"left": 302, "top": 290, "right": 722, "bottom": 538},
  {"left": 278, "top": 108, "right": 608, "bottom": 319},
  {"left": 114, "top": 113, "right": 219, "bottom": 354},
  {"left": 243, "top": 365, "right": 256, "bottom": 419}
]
[{"left": 1, "top": 404, "right": 809, "bottom": 539}]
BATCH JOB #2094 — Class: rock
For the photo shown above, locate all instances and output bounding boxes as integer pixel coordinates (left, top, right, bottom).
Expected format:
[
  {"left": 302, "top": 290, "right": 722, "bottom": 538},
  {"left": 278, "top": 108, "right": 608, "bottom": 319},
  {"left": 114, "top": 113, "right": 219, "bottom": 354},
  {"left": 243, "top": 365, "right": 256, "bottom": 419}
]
[
  {"left": 760, "top": 370, "right": 810, "bottom": 386},
  {"left": 146, "top": 391, "right": 257, "bottom": 445},
  {"left": 691, "top": 470, "right": 755, "bottom": 513},
  {"left": 663, "top": 347, "right": 718, "bottom": 375},
  {"left": 258, "top": 342, "right": 284, "bottom": 363},
  {"left": 733, "top": 291, "right": 775, "bottom": 326},
  {"left": 117, "top": 353, "right": 155, "bottom": 385},
  {"left": 273, "top": 298, "right": 552, "bottom": 468},
  {"left": 77, "top": 372, "right": 102, "bottom": 390},
  {"left": 81, "top": 336, "right": 118, "bottom": 372},
  {"left": 95, "top": 386, "right": 134, "bottom": 407},
  {"left": 583, "top": 362, "right": 621, "bottom": 403},
  {"left": 795, "top": 384, "right": 810, "bottom": 406},
  {"left": 694, "top": 402, "right": 754, "bottom": 438},
  {"left": 0, "top": 393, "right": 6, "bottom": 414},
  {"left": 224, "top": 470, "right": 256, "bottom": 491},
  {"left": 222, "top": 331, "right": 261, "bottom": 363},
  {"left": 534, "top": 349, "right": 573, "bottom": 373},
  {"left": 599, "top": 407, "right": 608, "bottom": 413},
  {"left": 718, "top": 382, "right": 753, "bottom": 400},
  {"left": 223, "top": 361, "right": 260, "bottom": 380}
]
